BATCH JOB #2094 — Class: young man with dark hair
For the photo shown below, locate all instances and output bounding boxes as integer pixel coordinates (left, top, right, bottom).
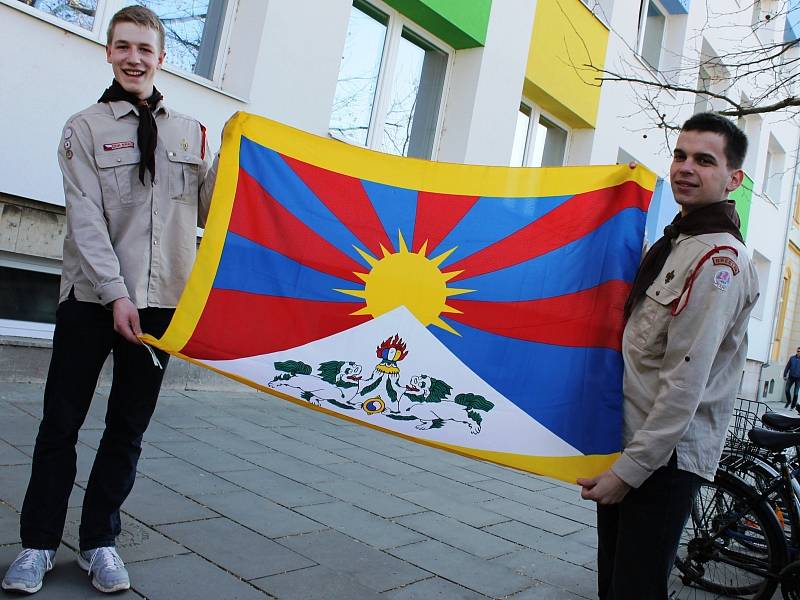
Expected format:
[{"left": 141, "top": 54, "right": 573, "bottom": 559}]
[
  {"left": 2, "top": 5, "right": 216, "bottom": 594},
  {"left": 577, "top": 112, "right": 759, "bottom": 599}
]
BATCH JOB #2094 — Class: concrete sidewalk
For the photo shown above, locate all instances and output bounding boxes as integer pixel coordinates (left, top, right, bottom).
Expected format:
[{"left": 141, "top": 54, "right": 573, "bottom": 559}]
[{"left": 0, "top": 381, "right": 746, "bottom": 599}]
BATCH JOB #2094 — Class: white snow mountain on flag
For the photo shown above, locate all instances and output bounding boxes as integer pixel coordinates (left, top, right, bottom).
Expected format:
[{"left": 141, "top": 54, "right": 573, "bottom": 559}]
[{"left": 199, "top": 306, "right": 580, "bottom": 457}]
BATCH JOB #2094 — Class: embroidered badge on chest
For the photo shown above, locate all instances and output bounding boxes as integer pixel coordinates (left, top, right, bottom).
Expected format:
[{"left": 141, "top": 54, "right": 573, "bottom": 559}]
[
  {"left": 713, "top": 270, "right": 732, "bottom": 291},
  {"left": 664, "top": 270, "right": 675, "bottom": 284},
  {"left": 103, "top": 141, "right": 135, "bottom": 151}
]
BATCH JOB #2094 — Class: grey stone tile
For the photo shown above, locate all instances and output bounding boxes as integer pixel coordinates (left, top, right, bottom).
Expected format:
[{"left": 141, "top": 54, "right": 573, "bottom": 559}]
[
  {"left": 139, "top": 421, "right": 196, "bottom": 444},
  {"left": 0, "top": 415, "right": 38, "bottom": 446},
  {"left": 395, "top": 512, "right": 521, "bottom": 559},
  {"left": 489, "top": 548, "right": 596, "bottom": 599},
  {"left": 136, "top": 457, "right": 241, "bottom": 496},
  {"left": 540, "top": 484, "right": 590, "bottom": 507},
  {"left": 63, "top": 507, "right": 187, "bottom": 563},
  {"left": 150, "top": 441, "right": 255, "bottom": 473},
  {"left": 388, "top": 539, "right": 532, "bottom": 597},
  {"left": 470, "top": 478, "right": 553, "bottom": 505},
  {"left": 463, "top": 461, "right": 560, "bottom": 493},
  {"left": 563, "top": 527, "right": 598, "bottom": 549},
  {"left": 322, "top": 461, "right": 425, "bottom": 495},
  {"left": 75, "top": 441, "right": 97, "bottom": 483},
  {"left": 123, "top": 476, "right": 216, "bottom": 525},
  {"left": 279, "top": 529, "right": 428, "bottom": 592},
  {"left": 159, "top": 517, "right": 314, "bottom": 580},
  {"left": 251, "top": 564, "right": 383, "bottom": 600},
  {"left": 255, "top": 435, "right": 348, "bottom": 466},
  {"left": 150, "top": 414, "right": 216, "bottom": 430},
  {"left": 241, "top": 452, "right": 341, "bottom": 484},
  {"left": 397, "top": 455, "right": 491, "bottom": 483},
  {"left": 196, "top": 489, "right": 325, "bottom": 538},
  {"left": 77, "top": 429, "right": 103, "bottom": 450},
  {"left": 482, "top": 499, "right": 585, "bottom": 536},
  {"left": 0, "top": 543, "right": 144, "bottom": 599},
  {"left": 0, "top": 383, "right": 45, "bottom": 403},
  {"left": 0, "top": 438, "right": 30, "bottom": 466},
  {"left": 219, "top": 468, "right": 333, "bottom": 507},
  {"left": 383, "top": 576, "right": 489, "bottom": 600},
  {"left": 484, "top": 521, "right": 597, "bottom": 566},
  {"left": 397, "top": 489, "right": 509, "bottom": 528},
  {"left": 543, "top": 502, "right": 597, "bottom": 527},
  {"left": 332, "top": 446, "right": 422, "bottom": 475},
  {"left": 508, "top": 582, "right": 588, "bottom": 599},
  {"left": 310, "top": 479, "right": 424, "bottom": 518},
  {"left": 140, "top": 442, "right": 172, "bottom": 459},
  {"left": 401, "top": 472, "right": 497, "bottom": 503},
  {"left": 216, "top": 408, "right": 297, "bottom": 429},
  {"left": 182, "top": 428, "right": 271, "bottom": 454},
  {"left": 277, "top": 426, "right": 356, "bottom": 450},
  {"left": 127, "top": 553, "right": 267, "bottom": 600},
  {"left": 295, "top": 501, "right": 425, "bottom": 549},
  {"left": 0, "top": 464, "right": 30, "bottom": 510},
  {"left": 0, "top": 512, "right": 20, "bottom": 544}
]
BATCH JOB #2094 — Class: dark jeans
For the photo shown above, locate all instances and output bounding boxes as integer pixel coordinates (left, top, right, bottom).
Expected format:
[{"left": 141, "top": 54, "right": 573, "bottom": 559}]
[
  {"left": 785, "top": 377, "right": 800, "bottom": 409},
  {"left": 596, "top": 453, "right": 701, "bottom": 600},
  {"left": 20, "top": 297, "right": 172, "bottom": 551}
]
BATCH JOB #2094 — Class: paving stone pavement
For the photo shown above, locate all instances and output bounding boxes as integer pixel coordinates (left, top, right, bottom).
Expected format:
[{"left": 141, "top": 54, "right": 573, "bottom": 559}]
[{"left": 0, "top": 382, "right": 763, "bottom": 599}]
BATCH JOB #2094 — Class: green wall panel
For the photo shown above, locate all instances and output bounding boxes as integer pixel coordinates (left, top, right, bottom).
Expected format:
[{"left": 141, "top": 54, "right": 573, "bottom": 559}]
[
  {"left": 381, "top": 0, "right": 491, "bottom": 48},
  {"left": 729, "top": 174, "right": 753, "bottom": 240}
]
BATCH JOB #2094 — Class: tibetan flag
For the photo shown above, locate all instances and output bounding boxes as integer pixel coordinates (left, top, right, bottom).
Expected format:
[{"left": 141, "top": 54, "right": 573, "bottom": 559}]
[{"left": 143, "top": 112, "right": 655, "bottom": 483}]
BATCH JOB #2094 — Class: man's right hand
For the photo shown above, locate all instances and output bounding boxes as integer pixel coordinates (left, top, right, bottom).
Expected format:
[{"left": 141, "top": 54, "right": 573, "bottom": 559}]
[{"left": 112, "top": 297, "right": 142, "bottom": 344}]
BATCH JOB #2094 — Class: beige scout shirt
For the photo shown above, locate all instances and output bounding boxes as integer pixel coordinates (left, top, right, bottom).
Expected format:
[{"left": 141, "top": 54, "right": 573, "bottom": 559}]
[
  {"left": 57, "top": 99, "right": 216, "bottom": 309},
  {"left": 612, "top": 231, "right": 759, "bottom": 488}
]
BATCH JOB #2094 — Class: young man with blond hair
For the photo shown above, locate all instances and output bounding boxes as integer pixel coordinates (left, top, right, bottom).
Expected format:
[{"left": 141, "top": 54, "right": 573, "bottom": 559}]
[{"left": 3, "top": 5, "right": 215, "bottom": 594}]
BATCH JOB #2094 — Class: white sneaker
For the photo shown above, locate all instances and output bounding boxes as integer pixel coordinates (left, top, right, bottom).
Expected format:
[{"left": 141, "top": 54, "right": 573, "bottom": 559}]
[
  {"left": 77, "top": 547, "right": 130, "bottom": 593},
  {"left": 1, "top": 548, "right": 55, "bottom": 594}
]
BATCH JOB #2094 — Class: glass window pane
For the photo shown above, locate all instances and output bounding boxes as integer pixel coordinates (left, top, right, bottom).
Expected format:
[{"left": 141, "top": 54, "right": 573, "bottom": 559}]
[
  {"left": 381, "top": 28, "right": 447, "bottom": 159},
  {"left": 329, "top": 1, "right": 388, "bottom": 147},
  {"left": 136, "top": 0, "right": 227, "bottom": 77},
  {"left": 16, "top": 0, "right": 98, "bottom": 30},
  {"left": 531, "top": 117, "right": 567, "bottom": 167},
  {"left": 641, "top": 1, "right": 665, "bottom": 69},
  {"left": 0, "top": 267, "right": 59, "bottom": 324},
  {"left": 510, "top": 104, "right": 531, "bottom": 167}
]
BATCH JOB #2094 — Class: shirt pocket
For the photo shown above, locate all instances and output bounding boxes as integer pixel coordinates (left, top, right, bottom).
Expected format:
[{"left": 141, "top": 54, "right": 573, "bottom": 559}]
[
  {"left": 96, "top": 150, "right": 147, "bottom": 209},
  {"left": 637, "top": 283, "right": 682, "bottom": 354},
  {"left": 167, "top": 151, "right": 204, "bottom": 204}
]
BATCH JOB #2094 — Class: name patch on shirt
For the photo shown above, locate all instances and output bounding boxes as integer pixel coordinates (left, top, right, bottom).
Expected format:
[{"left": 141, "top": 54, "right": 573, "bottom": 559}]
[
  {"left": 712, "top": 256, "right": 740, "bottom": 275},
  {"left": 713, "top": 269, "right": 732, "bottom": 291},
  {"left": 103, "top": 141, "right": 135, "bottom": 151}
]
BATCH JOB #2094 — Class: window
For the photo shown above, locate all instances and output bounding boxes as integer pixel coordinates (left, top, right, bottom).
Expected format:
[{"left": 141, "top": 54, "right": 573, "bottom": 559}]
[
  {"left": 11, "top": 0, "right": 98, "bottom": 30},
  {"left": 137, "top": 0, "right": 229, "bottom": 79},
  {"left": 578, "top": 0, "right": 614, "bottom": 26},
  {"left": 694, "top": 66, "right": 711, "bottom": 114},
  {"left": 0, "top": 266, "right": 59, "bottom": 325},
  {"left": 638, "top": 0, "right": 666, "bottom": 69},
  {"left": 762, "top": 138, "right": 785, "bottom": 201},
  {"left": 6, "top": 0, "right": 232, "bottom": 81},
  {"left": 329, "top": 0, "right": 450, "bottom": 159},
  {"left": 510, "top": 102, "right": 570, "bottom": 167}
]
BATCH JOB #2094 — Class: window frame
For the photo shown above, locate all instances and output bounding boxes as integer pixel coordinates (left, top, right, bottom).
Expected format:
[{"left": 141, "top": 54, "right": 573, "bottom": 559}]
[
  {"left": 331, "top": 0, "right": 455, "bottom": 160},
  {"left": 1, "top": 0, "right": 237, "bottom": 87},
  {"left": 0, "top": 252, "right": 61, "bottom": 340},
  {"left": 512, "top": 100, "right": 572, "bottom": 168},
  {"left": 636, "top": 0, "right": 668, "bottom": 71}
]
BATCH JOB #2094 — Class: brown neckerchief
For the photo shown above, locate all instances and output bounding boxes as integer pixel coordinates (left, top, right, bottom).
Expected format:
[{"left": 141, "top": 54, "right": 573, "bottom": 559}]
[
  {"left": 623, "top": 200, "right": 744, "bottom": 320},
  {"left": 98, "top": 79, "right": 163, "bottom": 185}
]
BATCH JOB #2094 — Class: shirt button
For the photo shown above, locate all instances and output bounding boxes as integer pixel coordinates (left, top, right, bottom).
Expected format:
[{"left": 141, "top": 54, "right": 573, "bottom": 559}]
[
  {"left": 168, "top": 151, "right": 175, "bottom": 157},
  {"left": 153, "top": 240, "right": 158, "bottom": 246},
  {"left": 154, "top": 209, "right": 159, "bottom": 215},
  {"left": 116, "top": 158, "right": 121, "bottom": 163},
  {"left": 153, "top": 178, "right": 158, "bottom": 185}
]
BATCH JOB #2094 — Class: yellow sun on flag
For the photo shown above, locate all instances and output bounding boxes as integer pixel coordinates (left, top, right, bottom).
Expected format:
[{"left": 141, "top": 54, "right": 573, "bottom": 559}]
[{"left": 336, "top": 233, "right": 473, "bottom": 334}]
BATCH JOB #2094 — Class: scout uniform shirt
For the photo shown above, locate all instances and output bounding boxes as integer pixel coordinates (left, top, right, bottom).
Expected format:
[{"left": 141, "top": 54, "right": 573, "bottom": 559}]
[
  {"left": 612, "top": 231, "right": 759, "bottom": 488},
  {"left": 57, "top": 99, "right": 216, "bottom": 309}
]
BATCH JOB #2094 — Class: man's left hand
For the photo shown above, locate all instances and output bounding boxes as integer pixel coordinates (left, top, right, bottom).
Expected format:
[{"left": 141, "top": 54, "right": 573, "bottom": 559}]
[{"left": 577, "top": 470, "right": 631, "bottom": 505}]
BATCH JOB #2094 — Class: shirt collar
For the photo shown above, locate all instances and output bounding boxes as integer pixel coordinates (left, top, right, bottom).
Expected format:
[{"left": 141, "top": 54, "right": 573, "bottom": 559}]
[{"left": 108, "top": 99, "right": 169, "bottom": 120}]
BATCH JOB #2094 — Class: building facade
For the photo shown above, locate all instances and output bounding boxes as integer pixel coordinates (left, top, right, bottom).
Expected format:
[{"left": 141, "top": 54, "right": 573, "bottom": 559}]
[{"left": 1, "top": 0, "right": 798, "bottom": 399}]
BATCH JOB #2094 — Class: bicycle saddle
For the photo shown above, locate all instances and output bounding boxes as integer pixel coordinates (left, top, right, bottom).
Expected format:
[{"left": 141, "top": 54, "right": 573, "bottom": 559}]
[
  {"left": 762, "top": 411, "right": 800, "bottom": 432},
  {"left": 748, "top": 427, "right": 800, "bottom": 451}
]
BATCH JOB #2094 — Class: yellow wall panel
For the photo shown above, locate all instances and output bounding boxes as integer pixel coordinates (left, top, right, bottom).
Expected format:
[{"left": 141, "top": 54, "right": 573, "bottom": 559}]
[{"left": 524, "top": 0, "right": 608, "bottom": 128}]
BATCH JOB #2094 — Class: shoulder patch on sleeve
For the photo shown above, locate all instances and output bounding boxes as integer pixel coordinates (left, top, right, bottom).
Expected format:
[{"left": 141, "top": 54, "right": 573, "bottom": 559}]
[
  {"left": 713, "top": 269, "right": 732, "bottom": 291},
  {"left": 712, "top": 255, "right": 740, "bottom": 275}
]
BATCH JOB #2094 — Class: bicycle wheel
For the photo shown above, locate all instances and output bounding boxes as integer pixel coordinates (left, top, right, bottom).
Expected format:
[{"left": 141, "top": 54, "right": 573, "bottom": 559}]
[{"left": 672, "top": 469, "right": 787, "bottom": 600}]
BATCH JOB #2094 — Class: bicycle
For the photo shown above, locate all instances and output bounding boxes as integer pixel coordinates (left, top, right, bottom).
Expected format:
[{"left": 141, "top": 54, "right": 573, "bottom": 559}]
[{"left": 671, "top": 425, "right": 800, "bottom": 599}]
